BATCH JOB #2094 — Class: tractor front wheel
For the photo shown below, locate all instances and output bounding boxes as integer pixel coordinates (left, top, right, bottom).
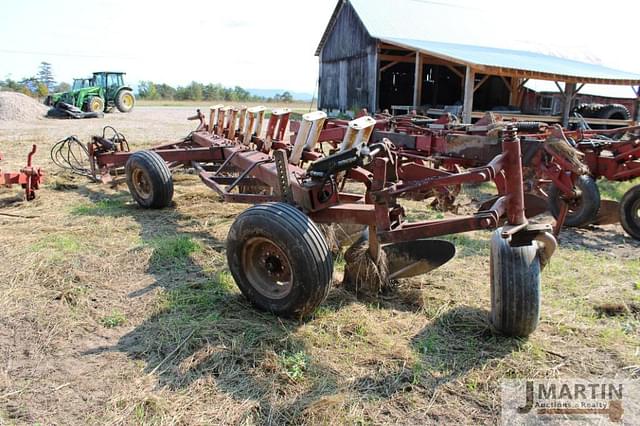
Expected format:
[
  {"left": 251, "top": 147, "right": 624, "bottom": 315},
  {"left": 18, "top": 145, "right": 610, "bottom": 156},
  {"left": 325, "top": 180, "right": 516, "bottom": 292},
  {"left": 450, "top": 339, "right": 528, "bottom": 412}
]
[
  {"left": 620, "top": 185, "right": 640, "bottom": 240},
  {"left": 86, "top": 96, "right": 105, "bottom": 113},
  {"left": 227, "top": 202, "right": 333, "bottom": 318},
  {"left": 490, "top": 229, "right": 541, "bottom": 337},
  {"left": 125, "top": 150, "right": 173, "bottom": 208},
  {"left": 115, "top": 90, "right": 135, "bottom": 113}
]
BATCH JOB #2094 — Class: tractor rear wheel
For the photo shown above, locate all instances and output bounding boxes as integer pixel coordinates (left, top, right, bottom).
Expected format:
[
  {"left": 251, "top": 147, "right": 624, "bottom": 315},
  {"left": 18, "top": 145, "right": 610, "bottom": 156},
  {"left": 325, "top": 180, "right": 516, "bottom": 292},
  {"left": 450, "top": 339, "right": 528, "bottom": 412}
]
[
  {"left": 620, "top": 185, "right": 640, "bottom": 240},
  {"left": 125, "top": 150, "right": 173, "bottom": 208},
  {"left": 86, "top": 96, "right": 104, "bottom": 113},
  {"left": 490, "top": 229, "right": 541, "bottom": 337},
  {"left": 227, "top": 202, "right": 333, "bottom": 318},
  {"left": 115, "top": 90, "right": 135, "bottom": 113},
  {"left": 548, "top": 175, "right": 600, "bottom": 227}
]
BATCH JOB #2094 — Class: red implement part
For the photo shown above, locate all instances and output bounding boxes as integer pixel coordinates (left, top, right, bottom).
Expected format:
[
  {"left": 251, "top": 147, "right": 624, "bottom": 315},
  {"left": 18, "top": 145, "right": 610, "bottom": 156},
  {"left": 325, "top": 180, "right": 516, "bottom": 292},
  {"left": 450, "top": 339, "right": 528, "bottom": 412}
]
[
  {"left": 88, "top": 109, "right": 543, "bottom": 248},
  {"left": 77, "top": 108, "right": 559, "bottom": 337},
  {"left": 0, "top": 145, "right": 43, "bottom": 200}
]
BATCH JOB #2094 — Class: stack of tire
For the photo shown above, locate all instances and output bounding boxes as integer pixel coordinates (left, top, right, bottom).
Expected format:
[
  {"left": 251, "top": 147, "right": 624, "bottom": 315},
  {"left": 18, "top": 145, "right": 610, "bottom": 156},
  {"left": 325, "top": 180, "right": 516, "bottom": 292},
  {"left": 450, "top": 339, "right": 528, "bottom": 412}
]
[{"left": 573, "top": 103, "right": 630, "bottom": 129}]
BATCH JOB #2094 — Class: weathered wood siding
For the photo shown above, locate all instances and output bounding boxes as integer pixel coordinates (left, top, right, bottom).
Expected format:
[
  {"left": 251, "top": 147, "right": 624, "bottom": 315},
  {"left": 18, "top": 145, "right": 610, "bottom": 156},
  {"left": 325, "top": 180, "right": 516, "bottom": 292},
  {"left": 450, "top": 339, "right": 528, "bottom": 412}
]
[{"left": 318, "top": 2, "right": 378, "bottom": 112}]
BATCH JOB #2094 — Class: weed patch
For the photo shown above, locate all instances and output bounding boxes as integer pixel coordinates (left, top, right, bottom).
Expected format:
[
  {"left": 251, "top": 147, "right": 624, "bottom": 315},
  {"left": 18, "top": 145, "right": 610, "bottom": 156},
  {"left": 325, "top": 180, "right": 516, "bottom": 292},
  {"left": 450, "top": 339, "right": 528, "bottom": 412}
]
[
  {"left": 71, "top": 198, "right": 128, "bottom": 216},
  {"left": 148, "top": 235, "right": 202, "bottom": 265},
  {"left": 101, "top": 310, "right": 127, "bottom": 328}
]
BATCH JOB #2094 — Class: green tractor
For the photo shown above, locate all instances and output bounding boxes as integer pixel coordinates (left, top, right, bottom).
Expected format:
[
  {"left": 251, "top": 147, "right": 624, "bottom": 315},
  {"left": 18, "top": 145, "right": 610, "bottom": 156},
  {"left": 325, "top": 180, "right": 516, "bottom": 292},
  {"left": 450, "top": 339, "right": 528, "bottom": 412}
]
[{"left": 46, "top": 72, "right": 135, "bottom": 113}]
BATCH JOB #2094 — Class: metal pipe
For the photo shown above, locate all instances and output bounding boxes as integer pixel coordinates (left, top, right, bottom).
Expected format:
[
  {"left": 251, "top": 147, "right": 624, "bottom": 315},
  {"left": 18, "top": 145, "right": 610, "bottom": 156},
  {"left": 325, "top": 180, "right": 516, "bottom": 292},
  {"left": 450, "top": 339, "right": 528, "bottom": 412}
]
[{"left": 502, "top": 125, "right": 527, "bottom": 225}]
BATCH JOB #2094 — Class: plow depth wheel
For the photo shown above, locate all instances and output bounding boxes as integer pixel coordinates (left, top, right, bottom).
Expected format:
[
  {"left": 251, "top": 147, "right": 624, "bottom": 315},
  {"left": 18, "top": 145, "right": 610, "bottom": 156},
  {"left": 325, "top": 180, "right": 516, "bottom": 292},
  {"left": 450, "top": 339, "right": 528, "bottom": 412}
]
[
  {"left": 125, "top": 150, "right": 173, "bottom": 208},
  {"left": 490, "top": 229, "right": 541, "bottom": 337},
  {"left": 227, "top": 203, "right": 333, "bottom": 318},
  {"left": 548, "top": 175, "right": 600, "bottom": 227},
  {"left": 620, "top": 185, "right": 640, "bottom": 240}
]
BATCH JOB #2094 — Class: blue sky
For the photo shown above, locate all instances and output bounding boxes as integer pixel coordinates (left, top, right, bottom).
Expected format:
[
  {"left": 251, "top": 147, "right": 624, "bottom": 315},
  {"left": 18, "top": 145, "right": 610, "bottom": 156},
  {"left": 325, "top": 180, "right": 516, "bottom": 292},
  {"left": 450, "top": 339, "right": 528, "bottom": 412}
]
[{"left": 1, "top": 0, "right": 639, "bottom": 97}]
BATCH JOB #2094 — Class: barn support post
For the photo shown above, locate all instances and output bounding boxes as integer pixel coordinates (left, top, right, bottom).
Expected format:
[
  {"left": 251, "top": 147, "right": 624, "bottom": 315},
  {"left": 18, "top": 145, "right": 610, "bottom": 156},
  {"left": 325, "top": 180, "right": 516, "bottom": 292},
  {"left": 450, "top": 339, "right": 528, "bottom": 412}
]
[
  {"left": 561, "top": 82, "right": 576, "bottom": 128},
  {"left": 508, "top": 77, "right": 518, "bottom": 106},
  {"left": 368, "top": 44, "right": 379, "bottom": 113},
  {"left": 634, "top": 86, "right": 640, "bottom": 125},
  {"left": 413, "top": 52, "right": 423, "bottom": 110},
  {"left": 317, "top": 60, "right": 323, "bottom": 110},
  {"left": 462, "top": 66, "right": 475, "bottom": 124}
]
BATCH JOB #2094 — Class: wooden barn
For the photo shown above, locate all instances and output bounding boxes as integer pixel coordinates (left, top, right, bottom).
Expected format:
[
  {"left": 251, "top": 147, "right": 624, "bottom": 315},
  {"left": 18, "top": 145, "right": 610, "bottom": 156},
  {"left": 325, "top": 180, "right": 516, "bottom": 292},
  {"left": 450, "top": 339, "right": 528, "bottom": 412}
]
[{"left": 316, "top": 0, "right": 640, "bottom": 125}]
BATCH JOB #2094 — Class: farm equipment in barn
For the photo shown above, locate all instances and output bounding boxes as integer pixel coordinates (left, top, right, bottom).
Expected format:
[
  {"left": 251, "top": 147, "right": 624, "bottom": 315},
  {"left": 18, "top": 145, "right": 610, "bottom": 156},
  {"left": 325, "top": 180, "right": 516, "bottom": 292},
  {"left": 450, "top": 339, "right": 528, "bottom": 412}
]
[
  {"left": 54, "top": 106, "right": 557, "bottom": 337},
  {"left": 0, "top": 145, "right": 43, "bottom": 201}
]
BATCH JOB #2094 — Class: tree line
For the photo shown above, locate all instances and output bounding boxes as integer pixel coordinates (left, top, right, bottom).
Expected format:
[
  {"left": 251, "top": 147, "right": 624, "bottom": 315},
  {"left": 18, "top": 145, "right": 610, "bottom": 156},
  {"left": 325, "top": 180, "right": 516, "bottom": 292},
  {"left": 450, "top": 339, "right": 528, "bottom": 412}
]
[
  {"left": 0, "top": 62, "right": 69, "bottom": 97},
  {"left": 1, "top": 61, "right": 297, "bottom": 103},
  {"left": 138, "top": 81, "right": 294, "bottom": 103}
]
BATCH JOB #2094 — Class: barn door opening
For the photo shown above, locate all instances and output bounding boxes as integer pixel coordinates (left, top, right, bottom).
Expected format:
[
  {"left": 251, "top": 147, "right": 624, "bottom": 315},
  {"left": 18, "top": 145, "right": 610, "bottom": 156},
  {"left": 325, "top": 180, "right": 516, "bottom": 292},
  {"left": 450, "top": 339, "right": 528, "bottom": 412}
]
[{"left": 378, "top": 62, "right": 414, "bottom": 112}]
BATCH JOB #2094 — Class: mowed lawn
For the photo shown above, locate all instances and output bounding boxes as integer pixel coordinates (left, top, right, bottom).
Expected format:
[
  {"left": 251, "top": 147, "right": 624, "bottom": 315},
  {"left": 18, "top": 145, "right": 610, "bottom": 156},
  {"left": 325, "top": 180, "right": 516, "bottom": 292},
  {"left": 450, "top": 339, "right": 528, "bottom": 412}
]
[{"left": 0, "top": 106, "right": 638, "bottom": 425}]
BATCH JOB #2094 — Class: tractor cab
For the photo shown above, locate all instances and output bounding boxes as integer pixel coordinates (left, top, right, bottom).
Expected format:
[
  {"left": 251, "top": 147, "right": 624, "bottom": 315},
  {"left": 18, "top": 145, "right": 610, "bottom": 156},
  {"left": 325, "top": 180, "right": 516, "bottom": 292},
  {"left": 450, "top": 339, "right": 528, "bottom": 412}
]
[
  {"left": 72, "top": 78, "right": 94, "bottom": 91},
  {"left": 92, "top": 72, "right": 135, "bottom": 113}
]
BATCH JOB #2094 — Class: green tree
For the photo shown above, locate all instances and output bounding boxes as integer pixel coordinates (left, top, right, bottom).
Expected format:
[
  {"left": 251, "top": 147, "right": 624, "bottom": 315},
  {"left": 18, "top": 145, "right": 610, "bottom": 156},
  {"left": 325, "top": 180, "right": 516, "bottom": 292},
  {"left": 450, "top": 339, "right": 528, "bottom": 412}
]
[
  {"left": 156, "top": 83, "right": 176, "bottom": 100},
  {"left": 37, "top": 62, "right": 56, "bottom": 91},
  {"left": 0, "top": 78, "right": 25, "bottom": 92},
  {"left": 18, "top": 77, "right": 40, "bottom": 97},
  {"left": 138, "top": 81, "right": 159, "bottom": 100},
  {"left": 190, "top": 82, "right": 204, "bottom": 101},
  {"left": 55, "top": 82, "right": 71, "bottom": 92},
  {"left": 36, "top": 81, "right": 48, "bottom": 97},
  {"left": 279, "top": 91, "right": 293, "bottom": 103}
]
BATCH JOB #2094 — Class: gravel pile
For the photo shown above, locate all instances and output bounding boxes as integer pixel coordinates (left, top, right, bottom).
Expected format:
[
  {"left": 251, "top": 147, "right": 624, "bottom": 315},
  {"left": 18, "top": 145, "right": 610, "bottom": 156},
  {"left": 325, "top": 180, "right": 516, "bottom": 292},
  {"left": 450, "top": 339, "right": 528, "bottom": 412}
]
[{"left": 0, "top": 91, "right": 48, "bottom": 121}]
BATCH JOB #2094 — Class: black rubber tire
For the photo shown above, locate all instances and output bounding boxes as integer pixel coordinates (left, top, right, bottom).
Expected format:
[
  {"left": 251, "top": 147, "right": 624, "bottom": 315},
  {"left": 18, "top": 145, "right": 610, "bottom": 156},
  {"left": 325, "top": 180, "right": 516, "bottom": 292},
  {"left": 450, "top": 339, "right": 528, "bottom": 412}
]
[
  {"left": 115, "top": 90, "right": 135, "bottom": 113},
  {"left": 548, "top": 175, "right": 600, "bottom": 227},
  {"left": 46, "top": 108, "right": 69, "bottom": 119},
  {"left": 620, "top": 185, "right": 640, "bottom": 240},
  {"left": 596, "top": 104, "right": 630, "bottom": 121},
  {"left": 227, "top": 202, "right": 333, "bottom": 318},
  {"left": 574, "top": 103, "right": 602, "bottom": 118},
  {"left": 125, "top": 150, "right": 173, "bottom": 208},
  {"left": 85, "top": 96, "right": 104, "bottom": 113},
  {"left": 490, "top": 229, "right": 541, "bottom": 337}
]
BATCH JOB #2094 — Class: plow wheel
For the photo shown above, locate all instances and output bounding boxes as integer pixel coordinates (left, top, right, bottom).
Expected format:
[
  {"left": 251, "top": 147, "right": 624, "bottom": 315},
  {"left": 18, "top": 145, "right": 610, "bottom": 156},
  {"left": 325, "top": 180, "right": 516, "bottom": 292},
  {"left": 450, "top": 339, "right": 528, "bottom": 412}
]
[
  {"left": 125, "top": 150, "right": 174, "bottom": 208},
  {"left": 227, "top": 203, "right": 333, "bottom": 318},
  {"left": 490, "top": 229, "right": 541, "bottom": 337},
  {"left": 548, "top": 175, "right": 600, "bottom": 227},
  {"left": 620, "top": 185, "right": 640, "bottom": 240}
]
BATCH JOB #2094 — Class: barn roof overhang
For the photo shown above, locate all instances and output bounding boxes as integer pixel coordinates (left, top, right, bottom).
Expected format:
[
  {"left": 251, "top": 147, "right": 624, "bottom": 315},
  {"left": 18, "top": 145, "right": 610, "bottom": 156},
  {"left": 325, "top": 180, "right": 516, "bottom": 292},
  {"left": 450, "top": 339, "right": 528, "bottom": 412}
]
[{"left": 380, "top": 37, "right": 640, "bottom": 86}]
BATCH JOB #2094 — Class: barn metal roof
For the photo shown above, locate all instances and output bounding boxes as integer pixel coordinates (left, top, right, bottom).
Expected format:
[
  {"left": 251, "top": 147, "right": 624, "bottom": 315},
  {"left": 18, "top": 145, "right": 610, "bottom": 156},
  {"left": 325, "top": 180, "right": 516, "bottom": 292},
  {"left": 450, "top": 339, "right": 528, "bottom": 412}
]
[
  {"left": 384, "top": 37, "right": 640, "bottom": 85},
  {"left": 317, "top": 0, "right": 640, "bottom": 86}
]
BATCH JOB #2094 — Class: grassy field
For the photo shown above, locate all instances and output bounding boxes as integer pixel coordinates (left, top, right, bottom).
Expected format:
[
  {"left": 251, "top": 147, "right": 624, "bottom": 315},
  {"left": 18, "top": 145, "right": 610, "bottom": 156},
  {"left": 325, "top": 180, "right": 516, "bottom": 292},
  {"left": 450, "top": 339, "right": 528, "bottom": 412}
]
[{"left": 0, "top": 108, "right": 638, "bottom": 425}]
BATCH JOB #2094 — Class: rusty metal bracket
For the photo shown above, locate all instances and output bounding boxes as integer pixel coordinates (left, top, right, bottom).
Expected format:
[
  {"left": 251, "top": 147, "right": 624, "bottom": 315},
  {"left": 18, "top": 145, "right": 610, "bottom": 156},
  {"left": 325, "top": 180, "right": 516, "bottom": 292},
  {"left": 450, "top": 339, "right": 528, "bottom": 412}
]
[
  {"left": 274, "top": 149, "right": 293, "bottom": 203},
  {"left": 225, "top": 158, "right": 273, "bottom": 193},
  {"left": 213, "top": 149, "right": 242, "bottom": 176}
]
